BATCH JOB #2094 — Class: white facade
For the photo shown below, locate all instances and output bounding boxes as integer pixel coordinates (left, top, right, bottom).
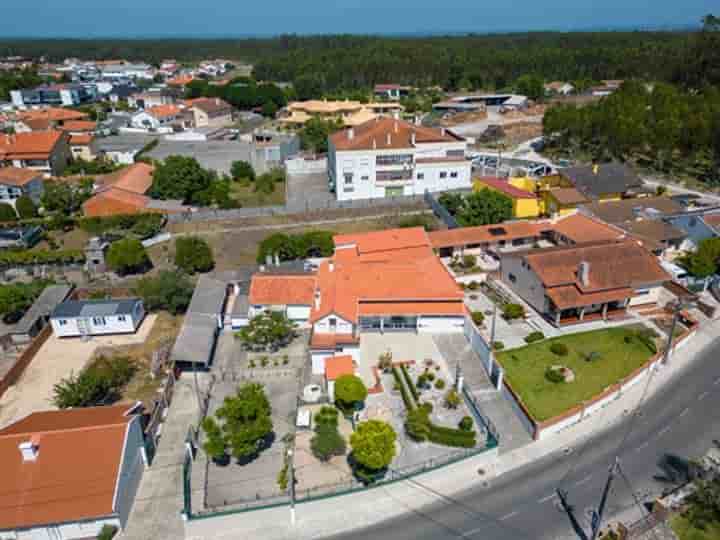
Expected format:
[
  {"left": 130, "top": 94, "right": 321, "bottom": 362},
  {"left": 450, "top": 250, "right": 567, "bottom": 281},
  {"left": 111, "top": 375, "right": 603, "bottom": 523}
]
[
  {"left": 130, "top": 111, "right": 172, "bottom": 131},
  {"left": 248, "top": 303, "right": 312, "bottom": 324},
  {"left": 328, "top": 138, "right": 471, "bottom": 201},
  {"left": 51, "top": 302, "right": 145, "bottom": 338}
]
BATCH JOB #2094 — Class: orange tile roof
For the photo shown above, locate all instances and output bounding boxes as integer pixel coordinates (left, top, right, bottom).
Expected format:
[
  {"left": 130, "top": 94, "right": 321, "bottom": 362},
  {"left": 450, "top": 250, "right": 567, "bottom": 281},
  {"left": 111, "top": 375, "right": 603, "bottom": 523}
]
[
  {"left": 0, "top": 131, "right": 66, "bottom": 160},
  {"left": 17, "top": 108, "right": 87, "bottom": 123},
  {"left": 428, "top": 221, "right": 544, "bottom": 249},
  {"left": 167, "top": 74, "right": 194, "bottom": 86},
  {"left": 59, "top": 120, "right": 97, "bottom": 132},
  {"left": 146, "top": 104, "right": 181, "bottom": 119},
  {"left": 311, "top": 227, "right": 463, "bottom": 324},
  {"left": 325, "top": 355, "right": 355, "bottom": 381},
  {"left": 546, "top": 285, "right": 635, "bottom": 310},
  {"left": 0, "top": 404, "right": 137, "bottom": 530},
  {"left": 0, "top": 166, "right": 42, "bottom": 186},
  {"left": 82, "top": 189, "right": 150, "bottom": 217},
  {"left": 547, "top": 187, "right": 589, "bottom": 205},
  {"left": 69, "top": 133, "right": 94, "bottom": 145},
  {"left": 309, "top": 333, "right": 360, "bottom": 349},
  {"left": 97, "top": 162, "right": 154, "bottom": 195},
  {"left": 551, "top": 213, "right": 625, "bottom": 244},
  {"left": 330, "top": 117, "right": 463, "bottom": 151},
  {"left": 249, "top": 275, "right": 317, "bottom": 306},
  {"left": 476, "top": 177, "right": 537, "bottom": 199}
]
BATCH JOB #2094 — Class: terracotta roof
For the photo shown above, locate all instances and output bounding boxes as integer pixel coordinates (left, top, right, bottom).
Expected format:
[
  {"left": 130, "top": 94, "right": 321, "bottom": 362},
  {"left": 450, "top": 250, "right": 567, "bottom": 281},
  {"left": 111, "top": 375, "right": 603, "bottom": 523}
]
[
  {"left": 17, "top": 108, "right": 87, "bottom": 123},
  {"left": 310, "top": 333, "right": 360, "bottom": 349},
  {"left": 69, "top": 133, "right": 93, "bottom": 146},
  {"left": 96, "top": 163, "right": 154, "bottom": 195},
  {"left": 548, "top": 187, "right": 589, "bottom": 205},
  {"left": 59, "top": 120, "right": 97, "bottom": 132},
  {"left": 311, "top": 227, "right": 463, "bottom": 324},
  {"left": 703, "top": 214, "right": 720, "bottom": 228},
  {"left": 0, "top": 404, "right": 137, "bottom": 530},
  {"left": 249, "top": 275, "right": 317, "bottom": 306},
  {"left": 621, "top": 220, "right": 687, "bottom": 250},
  {"left": 191, "top": 97, "right": 232, "bottom": 116},
  {"left": 0, "top": 167, "right": 41, "bottom": 187},
  {"left": 0, "top": 131, "right": 66, "bottom": 160},
  {"left": 428, "top": 221, "right": 543, "bottom": 249},
  {"left": 523, "top": 240, "right": 670, "bottom": 292},
  {"left": 583, "top": 196, "right": 684, "bottom": 224},
  {"left": 146, "top": 104, "right": 181, "bottom": 119},
  {"left": 167, "top": 74, "right": 194, "bottom": 86},
  {"left": 330, "top": 117, "right": 463, "bottom": 151},
  {"left": 551, "top": 213, "right": 625, "bottom": 244},
  {"left": 546, "top": 285, "right": 636, "bottom": 310},
  {"left": 82, "top": 189, "right": 150, "bottom": 217},
  {"left": 476, "top": 177, "right": 537, "bottom": 199},
  {"left": 325, "top": 355, "right": 355, "bottom": 381}
]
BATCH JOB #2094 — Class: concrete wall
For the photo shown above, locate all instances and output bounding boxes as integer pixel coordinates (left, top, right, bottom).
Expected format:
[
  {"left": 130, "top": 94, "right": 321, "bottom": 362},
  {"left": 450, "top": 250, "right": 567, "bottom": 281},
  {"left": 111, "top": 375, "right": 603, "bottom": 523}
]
[
  {"left": 417, "top": 316, "right": 465, "bottom": 333},
  {"left": 500, "top": 255, "right": 547, "bottom": 314},
  {"left": 114, "top": 416, "right": 145, "bottom": 529}
]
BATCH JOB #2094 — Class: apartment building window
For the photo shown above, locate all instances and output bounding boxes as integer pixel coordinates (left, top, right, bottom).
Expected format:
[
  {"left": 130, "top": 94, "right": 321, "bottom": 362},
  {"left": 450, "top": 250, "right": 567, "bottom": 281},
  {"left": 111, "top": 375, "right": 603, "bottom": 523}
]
[
  {"left": 118, "top": 315, "right": 126, "bottom": 322},
  {"left": 376, "top": 154, "right": 413, "bottom": 166},
  {"left": 344, "top": 173, "right": 353, "bottom": 185},
  {"left": 92, "top": 317, "right": 106, "bottom": 326},
  {"left": 447, "top": 149, "right": 465, "bottom": 157},
  {"left": 359, "top": 158, "right": 370, "bottom": 167},
  {"left": 417, "top": 172, "right": 425, "bottom": 180},
  {"left": 439, "top": 172, "right": 447, "bottom": 179},
  {"left": 58, "top": 319, "right": 67, "bottom": 326},
  {"left": 450, "top": 171, "right": 458, "bottom": 178},
  {"left": 361, "top": 175, "right": 369, "bottom": 181}
]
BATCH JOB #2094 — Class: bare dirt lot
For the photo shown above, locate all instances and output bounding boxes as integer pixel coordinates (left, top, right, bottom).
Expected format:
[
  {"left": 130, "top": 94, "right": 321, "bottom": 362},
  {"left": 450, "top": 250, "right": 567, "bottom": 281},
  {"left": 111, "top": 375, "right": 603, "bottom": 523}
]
[{"left": 0, "top": 314, "right": 158, "bottom": 428}]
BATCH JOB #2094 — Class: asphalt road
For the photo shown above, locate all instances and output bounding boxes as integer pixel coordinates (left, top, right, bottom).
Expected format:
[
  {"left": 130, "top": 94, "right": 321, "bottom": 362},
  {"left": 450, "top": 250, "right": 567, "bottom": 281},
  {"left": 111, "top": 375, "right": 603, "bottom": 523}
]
[{"left": 326, "top": 335, "right": 720, "bottom": 540}]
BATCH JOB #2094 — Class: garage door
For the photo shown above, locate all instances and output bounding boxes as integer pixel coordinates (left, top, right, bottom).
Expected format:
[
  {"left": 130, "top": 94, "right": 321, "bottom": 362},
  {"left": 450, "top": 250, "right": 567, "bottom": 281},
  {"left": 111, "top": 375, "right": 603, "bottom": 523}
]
[
  {"left": 418, "top": 316, "right": 464, "bottom": 333},
  {"left": 287, "top": 305, "right": 311, "bottom": 321}
]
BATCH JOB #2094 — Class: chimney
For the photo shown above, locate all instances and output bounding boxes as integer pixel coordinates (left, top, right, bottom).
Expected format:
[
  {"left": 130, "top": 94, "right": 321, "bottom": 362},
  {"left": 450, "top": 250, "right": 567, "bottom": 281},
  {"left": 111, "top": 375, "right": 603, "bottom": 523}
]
[
  {"left": 393, "top": 120, "right": 398, "bottom": 133},
  {"left": 347, "top": 128, "right": 354, "bottom": 140},
  {"left": 373, "top": 138, "right": 377, "bottom": 149},
  {"left": 314, "top": 288, "right": 321, "bottom": 310},
  {"left": 386, "top": 132, "right": 391, "bottom": 146},
  {"left": 578, "top": 261, "right": 590, "bottom": 287},
  {"left": 19, "top": 440, "right": 38, "bottom": 462},
  {"left": 329, "top": 260, "right": 335, "bottom": 272},
  {"left": 440, "top": 127, "right": 446, "bottom": 136}
]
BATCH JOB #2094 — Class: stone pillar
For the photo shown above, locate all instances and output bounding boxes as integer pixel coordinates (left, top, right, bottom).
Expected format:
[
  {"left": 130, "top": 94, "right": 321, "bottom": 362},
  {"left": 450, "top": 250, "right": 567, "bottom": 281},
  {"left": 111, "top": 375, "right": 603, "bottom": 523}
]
[
  {"left": 495, "top": 368, "right": 504, "bottom": 391},
  {"left": 602, "top": 303, "right": 609, "bottom": 320},
  {"left": 579, "top": 307, "right": 586, "bottom": 321},
  {"left": 555, "top": 310, "right": 561, "bottom": 326}
]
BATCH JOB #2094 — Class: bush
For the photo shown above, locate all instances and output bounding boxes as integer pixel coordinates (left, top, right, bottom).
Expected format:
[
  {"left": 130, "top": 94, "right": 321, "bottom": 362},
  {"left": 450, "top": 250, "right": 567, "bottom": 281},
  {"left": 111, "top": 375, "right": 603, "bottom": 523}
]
[
  {"left": 458, "top": 416, "right": 474, "bottom": 431},
  {"left": 175, "top": 236, "right": 214, "bottom": 274},
  {"left": 503, "top": 303, "right": 525, "bottom": 320},
  {"left": 428, "top": 422, "right": 476, "bottom": 448},
  {"left": 311, "top": 425, "right": 346, "bottom": 461},
  {"left": 444, "top": 389, "right": 461, "bottom": 409},
  {"left": 624, "top": 335, "right": 634, "bottom": 344},
  {"left": 52, "top": 356, "right": 137, "bottom": 408},
  {"left": 257, "top": 230, "right": 334, "bottom": 264},
  {"left": 15, "top": 196, "right": 37, "bottom": 219},
  {"left": 493, "top": 341, "right": 505, "bottom": 351},
  {"left": 462, "top": 254, "right": 477, "bottom": 269},
  {"left": 471, "top": 311, "right": 485, "bottom": 326},
  {"left": 79, "top": 213, "right": 164, "bottom": 239},
  {"left": 98, "top": 525, "right": 118, "bottom": 540},
  {"left": 236, "top": 312, "right": 296, "bottom": 350},
  {"left": 467, "top": 280, "right": 479, "bottom": 290},
  {"left": 545, "top": 366, "right": 565, "bottom": 384},
  {"left": 334, "top": 375, "right": 368, "bottom": 413},
  {"left": 393, "top": 367, "right": 414, "bottom": 409},
  {"left": 400, "top": 365, "right": 419, "bottom": 401},
  {"left": 0, "top": 249, "right": 84, "bottom": 268},
  {"left": 434, "top": 378, "right": 446, "bottom": 390},
  {"left": 405, "top": 407, "right": 431, "bottom": 441},
  {"left": 525, "top": 331, "right": 545, "bottom": 343},
  {"left": 0, "top": 202, "right": 17, "bottom": 222},
  {"left": 106, "top": 238, "right": 151, "bottom": 275},
  {"left": 550, "top": 342, "right": 569, "bottom": 356},
  {"left": 230, "top": 160, "right": 255, "bottom": 182},
  {"left": 134, "top": 270, "right": 194, "bottom": 314},
  {"left": 314, "top": 405, "right": 339, "bottom": 428}
]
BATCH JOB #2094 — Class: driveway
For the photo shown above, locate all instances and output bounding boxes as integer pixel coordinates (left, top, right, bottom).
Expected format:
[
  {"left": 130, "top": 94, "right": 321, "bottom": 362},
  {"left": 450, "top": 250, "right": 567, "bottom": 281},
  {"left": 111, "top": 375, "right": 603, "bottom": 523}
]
[{"left": 0, "top": 314, "right": 157, "bottom": 428}]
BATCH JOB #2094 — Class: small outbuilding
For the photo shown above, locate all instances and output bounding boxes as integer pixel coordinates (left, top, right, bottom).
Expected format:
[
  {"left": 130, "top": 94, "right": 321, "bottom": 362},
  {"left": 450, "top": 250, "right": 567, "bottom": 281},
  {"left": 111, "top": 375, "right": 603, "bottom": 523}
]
[
  {"left": 10, "top": 284, "right": 73, "bottom": 343},
  {"left": 50, "top": 298, "right": 145, "bottom": 338}
]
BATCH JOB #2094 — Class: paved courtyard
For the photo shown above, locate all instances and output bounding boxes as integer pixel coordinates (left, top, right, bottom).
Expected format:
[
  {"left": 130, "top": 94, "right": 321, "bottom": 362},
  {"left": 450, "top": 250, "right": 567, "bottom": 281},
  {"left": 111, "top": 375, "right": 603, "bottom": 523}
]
[
  {"left": 285, "top": 171, "right": 334, "bottom": 212},
  {"left": 0, "top": 314, "right": 157, "bottom": 428}
]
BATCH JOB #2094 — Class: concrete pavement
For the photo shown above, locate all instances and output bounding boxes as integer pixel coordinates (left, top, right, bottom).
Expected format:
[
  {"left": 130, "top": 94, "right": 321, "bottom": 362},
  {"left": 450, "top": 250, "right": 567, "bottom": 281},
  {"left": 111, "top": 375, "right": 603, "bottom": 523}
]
[{"left": 183, "top": 320, "right": 720, "bottom": 540}]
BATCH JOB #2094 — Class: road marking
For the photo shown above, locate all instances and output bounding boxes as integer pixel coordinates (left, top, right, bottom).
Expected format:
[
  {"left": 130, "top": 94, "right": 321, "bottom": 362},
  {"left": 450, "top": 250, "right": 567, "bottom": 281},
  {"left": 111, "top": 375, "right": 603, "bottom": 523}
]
[
  {"left": 679, "top": 407, "right": 690, "bottom": 417},
  {"left": 499, "top": 511, "right": 518, "bottom": 521},
  {"left": 574, "top": 475, "right": 592, "bottom": 486},
  {"left": 658, "top": 426, "right": 671, "bottom": 437},
  {"left": 636, "top": 441, "right": 650, "bottom": 452},
  {"left": 714, "top": 377, "right": 720, "bottom": 386},
  {"left": 539, "top": 493, "right": 557, "bottom": 503},
  {"left": 699, "top": 391, "right": 709, "bottom": 401},
  {"left": 461, "top": 526, "right": 484, "bottom": 537}
]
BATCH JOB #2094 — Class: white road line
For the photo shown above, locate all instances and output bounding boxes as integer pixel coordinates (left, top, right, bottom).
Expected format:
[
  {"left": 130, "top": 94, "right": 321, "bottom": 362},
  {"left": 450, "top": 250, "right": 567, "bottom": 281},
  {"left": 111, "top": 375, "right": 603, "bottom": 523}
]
[
  {"left": 658, "top": 426, "right": 672, "bottom": 437},
  {"left": 499, "top": 511, "right": 519, "bottom": 521},
  {"left": 636, "top": 441, "right": 650, "bottom": 452},
  {"left": 679, "top": 407, "right": 690, "bottom": 417},
  {"left": 461, "top": 526, "right": 484, "bottom": 537},
  {"left": 574, "top": 475, "right": 592, "bottom": 486},
  {"left": 699, "top": 391, "right": 709, "bottom": 401},
  {"left": 714, "top": 377, "right": 720, "bottom": 386},
  {"left": 538, "top": 493, "right": 557, "bottom": 503}
]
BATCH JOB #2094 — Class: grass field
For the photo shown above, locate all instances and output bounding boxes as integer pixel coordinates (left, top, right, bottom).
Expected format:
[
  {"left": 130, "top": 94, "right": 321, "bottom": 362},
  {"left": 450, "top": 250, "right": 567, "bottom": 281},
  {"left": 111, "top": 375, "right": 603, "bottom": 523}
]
[
  {"left": 671, "top": 515, "right": 720, "bottom": 540},
  {"left": 230, "top": 180, "right": 286, "bottom": 207},
  {"left": 495, "top": 326, "right": 657, "bottom": 421}
]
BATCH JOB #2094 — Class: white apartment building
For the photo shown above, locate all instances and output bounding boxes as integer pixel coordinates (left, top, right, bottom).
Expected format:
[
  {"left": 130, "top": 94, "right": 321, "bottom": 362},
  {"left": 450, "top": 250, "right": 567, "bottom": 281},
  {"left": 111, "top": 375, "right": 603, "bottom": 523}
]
[{"left": 328, "top": 117, "right": 471, "bottom": 201}]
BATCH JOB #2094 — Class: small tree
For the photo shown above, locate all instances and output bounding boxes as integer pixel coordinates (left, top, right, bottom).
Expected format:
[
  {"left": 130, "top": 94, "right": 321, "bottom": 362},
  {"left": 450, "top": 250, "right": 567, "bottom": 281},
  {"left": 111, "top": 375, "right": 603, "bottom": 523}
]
[
  {"left": 134, "top": 270, "right": 194, "bottom": 314},
  {"left": 334, "top": 374, "right": 368, "bottom": 413},
  {"left": 311, "top": 425, "right": 346, "bottom": 461},
  {"left": 175, "top": 236, "right": 214, "bottom": 274},
  {"left": 503, "top": 303, "right": 525, "bottom": 320},
  {"left": 15, "top": 196, "right": 37, "bottom": 219},
  {"left": 471, "top": 311, "right": 485, "bottom": 326},
  {"left": 0, "top": 202, "right": 17, "bottom": 222},
  {"left": 350, "top": 419, "right": 397, "bottom": 479},
  {"left": 550, "top": 342, "right": 569, "bottom": 356},
  {"left": 458, "top": 416, "right": 474, "bottom": 431},
  {"left": 106, "top": 238, "right": 151, "bottom": 275},
  {"left": 236, "top": 312, "right": 296, "bottom": 350},
  {"left": 444, "top": 389, "right": 461, "bottom": 409},
  {"left": 230, "top": 160, "right": 255, "bottom": 182},
  {"left": 201, "top": 417, "right": 228, "bottom": 462}
]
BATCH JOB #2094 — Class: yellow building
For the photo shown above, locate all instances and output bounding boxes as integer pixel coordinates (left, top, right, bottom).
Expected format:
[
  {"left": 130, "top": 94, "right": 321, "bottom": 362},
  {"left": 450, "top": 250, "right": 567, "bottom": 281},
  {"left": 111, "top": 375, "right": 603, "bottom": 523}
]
[
  {"left": 541, "top": 187, "right": 590, "bottom": 216},
  {"left": 278, "top": 99, "right": 404, "bottom": 128},
  {"left": 474, "top": 177, "right": 540, "bottom": 218}
]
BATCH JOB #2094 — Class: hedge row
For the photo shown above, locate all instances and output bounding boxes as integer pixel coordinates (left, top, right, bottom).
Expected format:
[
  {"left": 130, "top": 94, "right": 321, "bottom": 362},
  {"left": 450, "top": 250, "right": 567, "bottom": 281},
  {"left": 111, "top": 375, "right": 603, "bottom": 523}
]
[
  {"left": 428, "top": 422, "right": 476, "bottom": 448},
  {"left": 400, "top": 365, "right": 419, "bottom": 402},
  {"left": 392, "top": 367, "right": 414, "bottom": 410},
  {"left": 78, "top": 213, "right": 165, "bottom": 239},
  {"left": 0, "top": 249, "right": 85, "bottom": 267}
]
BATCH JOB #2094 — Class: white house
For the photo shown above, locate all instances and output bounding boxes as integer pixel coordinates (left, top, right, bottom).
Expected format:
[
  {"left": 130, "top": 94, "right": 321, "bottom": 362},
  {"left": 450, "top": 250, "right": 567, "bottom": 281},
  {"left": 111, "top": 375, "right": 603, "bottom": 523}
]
[
  {"left": 50, "top": 298, "right": 146, "bottom": 337},
  {"left": 248, "top": 274, "right": 316, "bottom": 323},
  {"left": 0, "top": 167, "right": 44, "bottom": 210},
  {"left": 328, "top": 117, "right": 472, "bottom": 201},
  {"left": 544, "top": 81, "right": 574, "bottom": 96},
  {"left": 0, "top": 404, "right": 146, "bottom": 540},
  {"left": 130, "top": 105, "right": 182, "bottom": 132}
]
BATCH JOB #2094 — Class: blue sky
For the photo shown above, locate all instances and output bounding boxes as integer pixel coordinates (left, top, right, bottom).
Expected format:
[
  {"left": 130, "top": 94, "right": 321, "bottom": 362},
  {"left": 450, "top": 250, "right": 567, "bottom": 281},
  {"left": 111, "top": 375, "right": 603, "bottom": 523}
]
[{"left": 0, "top": 0, "right": 715, "bottom": 37}]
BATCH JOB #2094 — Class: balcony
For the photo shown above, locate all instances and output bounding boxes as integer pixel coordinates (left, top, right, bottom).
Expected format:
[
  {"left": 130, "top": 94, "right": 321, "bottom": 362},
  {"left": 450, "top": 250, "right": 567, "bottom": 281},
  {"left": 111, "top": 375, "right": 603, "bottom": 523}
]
[{"left": 376, "top": 170, "right": 413, "bottom": 183}]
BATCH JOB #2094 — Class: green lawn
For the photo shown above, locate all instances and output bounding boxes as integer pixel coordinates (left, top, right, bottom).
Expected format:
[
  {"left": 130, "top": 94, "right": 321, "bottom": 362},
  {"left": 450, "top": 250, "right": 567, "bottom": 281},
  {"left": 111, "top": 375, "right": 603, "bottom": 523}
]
[
  {"left": 495, "top": 327, "right": 657, "bottom": 421},
  {"left": 230, "top": 180, "right": 286, "bottom": 208},
  {"left": 671, "top": 515, "right": 720, "bottom": 540}
]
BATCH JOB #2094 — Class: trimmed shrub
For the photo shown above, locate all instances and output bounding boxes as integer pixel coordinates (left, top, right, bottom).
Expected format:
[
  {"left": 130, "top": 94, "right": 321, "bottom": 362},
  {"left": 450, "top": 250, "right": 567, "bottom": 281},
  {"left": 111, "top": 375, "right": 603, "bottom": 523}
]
[
  {"left": 458, "top": 416, "right": 474, "bottom": 432},
  {"left": 400, "top": 365, "right": 419, "bottom": 401},
  {"left": 428, "top": 422, "right": 476, "bottom": 448},
  {"left": 392, "top": 367, "right": 414, "bottom": 409},
  {"left": 462, "top": 254, "right": 477, "bottom": 269},
  {"left": 405, "top": 407, "right": 431, "bottom": 442},
  {"left": 545, "top": 366, "right": 565, "bottom": 384},
  {"left": 503, "top": 303, "right": 525, "bottom": 320},
  {"left": 471, "top": 311, "right": 485, "bottom": 326},
  {"left": 550, "top": 342, "right": 569, "bottom": 356},
  {"left": 524, "top": 331, "right": 545, "bottom": 343},
  {"left": 467, "top": 280, "right": 479, "bottom": 290},
  {"left": 314, "top": 405, "right": 339, "bottom": 428},
  {"left": 434, "top": 378, "right": 446, "bottom": 390},
  {"left": 15, "top": 196, "right": 38, "bottom": 219},
  {"left": 0, "top": 202, "right": 17, "bottom": 222},
  {"left": 493, "top": 341, "right": 505, "bottom": 351},
  {"left": 311, "top": 425, "right": 346, "bottom": 461}
]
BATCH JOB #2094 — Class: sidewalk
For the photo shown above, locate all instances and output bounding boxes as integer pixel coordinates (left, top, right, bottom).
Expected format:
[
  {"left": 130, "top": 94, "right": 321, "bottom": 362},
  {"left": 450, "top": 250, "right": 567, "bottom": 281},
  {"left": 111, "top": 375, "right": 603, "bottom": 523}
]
[{"left": 184, "top": 319, "right": 720, "bottom": 540}]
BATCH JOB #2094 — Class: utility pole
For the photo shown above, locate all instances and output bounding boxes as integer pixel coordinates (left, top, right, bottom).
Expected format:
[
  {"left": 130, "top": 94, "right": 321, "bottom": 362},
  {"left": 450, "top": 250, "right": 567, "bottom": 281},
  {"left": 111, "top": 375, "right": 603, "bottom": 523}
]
[{"left": 662, "top": 300, "right": 695, "bottom": 366}]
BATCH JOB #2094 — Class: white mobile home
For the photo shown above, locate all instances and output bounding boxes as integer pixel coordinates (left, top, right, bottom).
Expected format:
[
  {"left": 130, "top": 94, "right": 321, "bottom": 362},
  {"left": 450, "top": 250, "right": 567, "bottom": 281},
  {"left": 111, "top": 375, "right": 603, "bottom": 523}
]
[{"left": 50, "top": 298, "right": 145, "bottom": 337}]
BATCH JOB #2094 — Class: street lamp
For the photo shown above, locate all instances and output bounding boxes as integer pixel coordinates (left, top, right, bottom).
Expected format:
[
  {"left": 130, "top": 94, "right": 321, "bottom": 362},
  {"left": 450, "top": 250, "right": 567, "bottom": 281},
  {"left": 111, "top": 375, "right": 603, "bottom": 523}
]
[{"left": 661, "top": 299, "right": 696, "bottom": 366}]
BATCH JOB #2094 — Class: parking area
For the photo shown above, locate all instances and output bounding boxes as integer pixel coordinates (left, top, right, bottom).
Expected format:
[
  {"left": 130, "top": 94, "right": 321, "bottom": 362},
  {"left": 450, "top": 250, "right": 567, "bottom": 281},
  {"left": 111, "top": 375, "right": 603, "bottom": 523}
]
[
  {"left": 147, "top": 140, "right": 254, "bottom": 175},
  {"left": 0, "top": 314, "right": 157, "bottom": 428}
]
